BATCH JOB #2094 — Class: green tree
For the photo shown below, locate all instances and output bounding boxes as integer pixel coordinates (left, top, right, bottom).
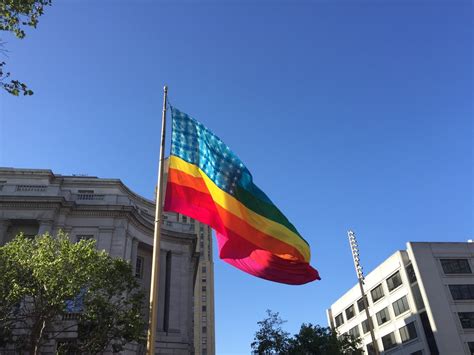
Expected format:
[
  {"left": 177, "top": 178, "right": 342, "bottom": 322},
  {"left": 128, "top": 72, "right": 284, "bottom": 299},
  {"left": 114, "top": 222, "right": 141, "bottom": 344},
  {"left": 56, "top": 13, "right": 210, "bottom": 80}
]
[
  {"left": 252, "top": 312, "right": 361, "bottom": 355},
  {"left": 251, "top": 310, "right": 290, "bottom": 354},
  {"left": 288, "top": 323, "right": 362, "bottom": 355},
  {"left": 0, "top": 232, "right": 145, "bottom": 354},
  {"left": 0, "top": 0, "right": 52, "bottom": 95}
]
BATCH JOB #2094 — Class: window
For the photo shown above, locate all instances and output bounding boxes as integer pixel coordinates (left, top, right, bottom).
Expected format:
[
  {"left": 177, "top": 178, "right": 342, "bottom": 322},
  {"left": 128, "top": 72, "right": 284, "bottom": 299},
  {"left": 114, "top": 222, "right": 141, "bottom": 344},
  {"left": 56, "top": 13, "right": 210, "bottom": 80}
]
[
  {"left": 412, "top": 284, "right": 425, "bottom": 310},
  {"left": 345, "top": 305, "right": 355, "bottom": 320},
  {"left": 449, "top": 284, "right": 474, "bottom": 300},
  {"left": 419, "top": 311, "right": 439, "bottom": 354},
  {"left": 362, "top": 317, "right": 372, "bottom": 334},
  {"left": 441, "top": 259, "right": 472, "bottom": 274},
  {"left": 406, "top": 264, "right": 417, "bottom": 283},
  {"left": 459, "top": 312, "right": 474, "bottom": 329},
  {"left": 399, "top": 321, "right": 417, "bottom": 343},
  {"left": 202, "top": 266, "right": 207, "bottom": 273},
  {"left": 163, "top": 251, "right": 172, "bottom": 332},
  {"left": 376, "top": 307, "right": 390, "bottom": 326},
  {"left": 76, "top": 234, "right": 94, "bottom": 242},
  {"left": 382, "top": 332, "right": 397, "bottom": 350},
  {"left": 371, "top": 284, "right": 385, "bottom": 303},
  {"left": 335, "top": 313, "right": 344, "bottom": 327},
  {"left": 386, "top": 271, "right": 403, "bottom": 291},
  {"left": 7, "top": 222, "right": 40, "bottom": 240},
  {"left": 182, "top": 215, "right": 188, "bottom": 223},
  {"left": 357, "top": 296, "right": 368, "bottom": 312},
  {"left": 202, "top": 285, "right": 207, "bottom": 292},
  {"left": 348, "top": 325, "right": 360, "bottom": 338},
  {"left": 392, "top": 296, "right": 410, "bottom": 316},
  {"left": 135, "top": 256, "right": 144, "bottom": 279},
  {"left": 56, "top": 340, "right": 79, "bottom": 355},
  {"left": 366, "top": 343, "right": 376, "bottom": 355},
  {"left": 202, "top": 305, "right": 207, "bottom": 312},
  {"left": 202, "top": 326, "right": 207, "bottom": 333},
  {"left": 468, "top": 342, "right": 474, "bottom": 355}
]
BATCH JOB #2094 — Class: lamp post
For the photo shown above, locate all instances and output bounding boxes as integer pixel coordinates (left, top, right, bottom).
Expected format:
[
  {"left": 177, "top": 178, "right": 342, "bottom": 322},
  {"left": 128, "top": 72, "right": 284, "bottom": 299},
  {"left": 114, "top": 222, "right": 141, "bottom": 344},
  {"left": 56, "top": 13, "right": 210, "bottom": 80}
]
[{"left": 348, "top": 230, "right": 380, "bottom": 355}]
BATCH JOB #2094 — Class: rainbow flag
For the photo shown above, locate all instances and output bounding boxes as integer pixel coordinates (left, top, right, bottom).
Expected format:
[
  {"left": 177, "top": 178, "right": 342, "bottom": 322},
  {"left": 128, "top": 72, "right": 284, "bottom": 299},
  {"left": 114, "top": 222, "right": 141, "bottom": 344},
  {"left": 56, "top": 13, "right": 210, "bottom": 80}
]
[{"left": 164, "top": 107, "right": 320, "bottom": 285}]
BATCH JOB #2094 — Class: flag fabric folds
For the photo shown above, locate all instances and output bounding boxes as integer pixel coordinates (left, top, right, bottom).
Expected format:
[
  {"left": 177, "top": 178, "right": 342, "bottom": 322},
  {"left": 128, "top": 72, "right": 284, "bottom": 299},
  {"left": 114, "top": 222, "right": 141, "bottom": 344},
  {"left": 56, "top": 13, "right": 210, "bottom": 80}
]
[{"left": 164, "top": 107, "right": 320, "bottom": 285}]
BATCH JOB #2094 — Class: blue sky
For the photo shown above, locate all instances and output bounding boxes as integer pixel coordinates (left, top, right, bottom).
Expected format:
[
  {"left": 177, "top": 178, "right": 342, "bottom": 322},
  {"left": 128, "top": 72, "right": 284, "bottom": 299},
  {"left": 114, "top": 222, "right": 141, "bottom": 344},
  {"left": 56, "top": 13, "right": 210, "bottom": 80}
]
[{"left": 0, "top": 0, "right": 472, "bottom": 354}]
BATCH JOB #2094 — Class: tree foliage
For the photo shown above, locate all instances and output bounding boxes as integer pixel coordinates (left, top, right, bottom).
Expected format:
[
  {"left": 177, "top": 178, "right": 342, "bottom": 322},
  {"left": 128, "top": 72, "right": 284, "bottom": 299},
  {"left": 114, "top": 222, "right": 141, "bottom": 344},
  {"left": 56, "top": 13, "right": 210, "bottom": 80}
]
[
  {"left": 252, "top": 311, "right": 361, "bottom": 355},
  {"left": 251, "top": 310, "right": 290, "bottom": 354},
  {"left": 0, "top": 232, "right": 145, "bottom": 354},
  {"left": 288, "top": 323, "right": 362, "bottom": 355},
  {"left": 0, "top": 0, "right": 52, "bottom": 95}
]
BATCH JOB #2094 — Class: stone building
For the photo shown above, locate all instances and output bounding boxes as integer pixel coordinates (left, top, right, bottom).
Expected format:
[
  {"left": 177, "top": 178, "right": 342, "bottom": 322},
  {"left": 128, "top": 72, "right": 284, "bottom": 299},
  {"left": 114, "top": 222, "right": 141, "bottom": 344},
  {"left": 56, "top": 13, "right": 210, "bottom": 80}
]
[
  {"left": 177, "top": 215, "right": 215, "bottom": 355},
  {"left": 163, "top": 159, "right": 216, "bottom": 355},
  {"left": 326, "top": 241, "right": 474, "bottom": 355},
  {"left": 0, "top": 167, "right": 199, "bottom": 354}
]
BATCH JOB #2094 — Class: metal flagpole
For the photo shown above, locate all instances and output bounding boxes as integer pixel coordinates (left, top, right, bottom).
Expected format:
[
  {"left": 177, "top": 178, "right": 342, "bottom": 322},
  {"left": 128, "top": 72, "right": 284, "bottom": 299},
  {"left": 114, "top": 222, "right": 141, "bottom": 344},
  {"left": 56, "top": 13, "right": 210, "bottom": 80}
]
[
  {"left": 347, "top": 230, "right": 380, "bottom": 355},
  {"left": 146, "top": 85, "right": 168, "bottom": 355}
]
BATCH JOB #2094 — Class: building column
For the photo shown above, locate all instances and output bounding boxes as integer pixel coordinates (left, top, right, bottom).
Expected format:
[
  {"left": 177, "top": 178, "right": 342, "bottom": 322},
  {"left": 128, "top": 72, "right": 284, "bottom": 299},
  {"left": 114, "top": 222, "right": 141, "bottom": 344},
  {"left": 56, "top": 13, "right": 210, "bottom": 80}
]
[
  {"left": 0, "top": 219, "right": 10, "bottom": 245},
  {"left": 131, "top": 238, "right": 139, "bottom": 274},
  {"left": 124, "top": 234, "right": 130, "bottom": 260},
  {"left": 38, "top": 220, "right": 54, "bottom": 235}
]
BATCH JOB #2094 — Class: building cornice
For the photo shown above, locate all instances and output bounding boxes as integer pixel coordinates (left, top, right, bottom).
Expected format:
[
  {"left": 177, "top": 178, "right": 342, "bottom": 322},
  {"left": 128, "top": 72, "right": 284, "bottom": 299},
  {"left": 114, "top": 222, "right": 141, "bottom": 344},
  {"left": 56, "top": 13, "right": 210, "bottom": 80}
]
[
  {"left": 0, "top": 167, "right": 155, "bottom": 211},
  {"left": 60, "top": 178, "right": 155, "bottom": 210},
  {"left": 0, "top": 196, "right": 73, "bottom": 209}
]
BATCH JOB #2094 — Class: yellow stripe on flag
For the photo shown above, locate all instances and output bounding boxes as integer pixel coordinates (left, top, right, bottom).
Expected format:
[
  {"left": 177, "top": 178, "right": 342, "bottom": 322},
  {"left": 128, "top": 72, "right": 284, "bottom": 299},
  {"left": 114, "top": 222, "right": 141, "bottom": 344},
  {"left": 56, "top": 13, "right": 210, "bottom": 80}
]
[{"left": 169, "top": 155, "right": 310, "bottom": 262}]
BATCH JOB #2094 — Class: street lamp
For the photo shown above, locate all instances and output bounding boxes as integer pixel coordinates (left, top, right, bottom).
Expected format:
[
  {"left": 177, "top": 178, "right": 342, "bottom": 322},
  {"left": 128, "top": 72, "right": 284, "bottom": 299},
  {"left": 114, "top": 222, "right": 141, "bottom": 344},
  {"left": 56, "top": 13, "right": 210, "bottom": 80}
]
[{"left": 347, "top": 230, "right": 380, "bottom": 355}]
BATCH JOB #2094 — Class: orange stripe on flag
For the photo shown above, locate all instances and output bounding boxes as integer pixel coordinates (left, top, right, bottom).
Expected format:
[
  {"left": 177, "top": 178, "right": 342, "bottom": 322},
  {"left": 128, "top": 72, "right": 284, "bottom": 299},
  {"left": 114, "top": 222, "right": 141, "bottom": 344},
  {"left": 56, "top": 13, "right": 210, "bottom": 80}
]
[{"left": 167, "top": 168, "right": 306, "bottom": 262}]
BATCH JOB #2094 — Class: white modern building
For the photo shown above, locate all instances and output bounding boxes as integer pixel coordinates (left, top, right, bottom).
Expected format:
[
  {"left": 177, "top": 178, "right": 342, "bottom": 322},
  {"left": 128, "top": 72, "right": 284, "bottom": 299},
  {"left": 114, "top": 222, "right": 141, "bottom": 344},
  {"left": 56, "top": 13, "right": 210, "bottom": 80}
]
[
  {"left": 327, "top": 242, "right": 474, "bottom": 355},
  {"left": 0, "top": 167, "right": 199, "bottom": 354}
]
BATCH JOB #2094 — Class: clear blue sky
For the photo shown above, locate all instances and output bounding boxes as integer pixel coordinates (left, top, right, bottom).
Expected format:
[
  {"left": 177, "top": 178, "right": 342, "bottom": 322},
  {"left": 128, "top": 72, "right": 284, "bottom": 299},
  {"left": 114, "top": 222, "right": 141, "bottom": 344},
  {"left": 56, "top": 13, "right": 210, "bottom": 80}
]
[{"left": 0, "top": 0, "right": 472, "bottom": 353}]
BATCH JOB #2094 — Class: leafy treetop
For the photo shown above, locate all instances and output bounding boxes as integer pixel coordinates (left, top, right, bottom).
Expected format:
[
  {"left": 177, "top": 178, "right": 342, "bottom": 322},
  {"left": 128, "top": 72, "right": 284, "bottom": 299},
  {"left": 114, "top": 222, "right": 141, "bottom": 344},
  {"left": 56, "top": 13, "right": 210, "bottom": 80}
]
[
  {"left": 0, "top": 0, "right": 52, "bottom": 95},
  {"left": 0, "top": 0, "right": 52, "bottom": 39},
  {"left": 251, "top": 310, "right": 362, "bottom": 355},
  {"left": 0, "top": 232, "right": 145, "bottom": 354}
]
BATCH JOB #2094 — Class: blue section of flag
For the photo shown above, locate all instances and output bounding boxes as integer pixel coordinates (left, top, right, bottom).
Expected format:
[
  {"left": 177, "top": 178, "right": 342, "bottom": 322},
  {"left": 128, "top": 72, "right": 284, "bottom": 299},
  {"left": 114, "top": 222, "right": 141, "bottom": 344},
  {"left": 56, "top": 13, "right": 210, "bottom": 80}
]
[
  {"left": 170, "top": 107, "right": 273, "bottom": 204},
  {"left": 171, "top": 107, "right": 243, "bottom": 193}
]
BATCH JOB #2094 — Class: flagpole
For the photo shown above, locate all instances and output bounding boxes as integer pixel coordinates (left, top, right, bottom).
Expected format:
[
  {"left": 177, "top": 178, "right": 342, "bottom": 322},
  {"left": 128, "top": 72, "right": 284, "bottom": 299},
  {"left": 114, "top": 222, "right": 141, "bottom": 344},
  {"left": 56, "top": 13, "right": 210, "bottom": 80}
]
[
  {"left": 146, "top": 85, "right": 168, "bottom": 355},
  {"left": 348, "top": 230, "right": 380, "bottom": 355}
]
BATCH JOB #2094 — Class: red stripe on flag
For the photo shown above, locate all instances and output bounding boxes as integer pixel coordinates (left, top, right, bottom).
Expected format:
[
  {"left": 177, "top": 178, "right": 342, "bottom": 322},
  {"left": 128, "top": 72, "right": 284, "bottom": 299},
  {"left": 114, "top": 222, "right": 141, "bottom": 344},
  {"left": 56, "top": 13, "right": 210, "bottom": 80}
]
[
  {"left": 166, "top": 169, "right": 307, "bottom": 261},
  {"left": 164, "top": 180, "right": 320, "bottom": 284},
  {"left": 216, "top": 231, "right": 320, "bottom": 285}
]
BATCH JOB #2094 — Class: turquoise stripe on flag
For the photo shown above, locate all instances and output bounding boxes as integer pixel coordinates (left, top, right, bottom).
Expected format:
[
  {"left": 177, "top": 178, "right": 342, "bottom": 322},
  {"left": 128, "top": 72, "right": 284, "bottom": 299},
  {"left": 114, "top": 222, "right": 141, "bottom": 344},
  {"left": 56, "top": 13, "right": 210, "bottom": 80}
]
[{"left": 170, "top": 107, "right": 272, "bottom": 204}]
